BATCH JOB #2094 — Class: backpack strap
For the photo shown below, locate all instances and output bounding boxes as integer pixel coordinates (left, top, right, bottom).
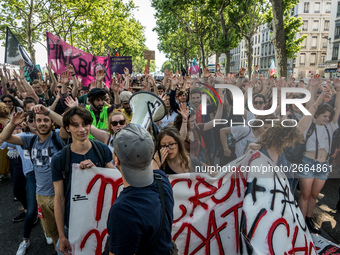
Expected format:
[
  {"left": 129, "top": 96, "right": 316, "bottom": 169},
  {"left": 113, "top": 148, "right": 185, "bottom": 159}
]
[
  {"left": 51, "top": 131, "right": 63, "bottom": 151},
  {"left": 28, "top": 135, "right": 38, "bottom": 163},
  {"left": 90, "top": 140, "right": 105, "bottom": 167},
  {"left": 61, "top": 144, "right": 72, "bottom": 195},
  {"left": 149, "top": 173, "right": 166, "bottom": 253},
  {"left": 235, "top": 126, "right": 252, "bottom": 143}
]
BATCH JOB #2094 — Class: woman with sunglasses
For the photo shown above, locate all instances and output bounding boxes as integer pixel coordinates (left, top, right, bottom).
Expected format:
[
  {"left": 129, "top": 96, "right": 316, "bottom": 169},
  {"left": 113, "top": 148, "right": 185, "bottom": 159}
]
[
  {"left": 153, "top": 125, "right": 190, "bottom": 174},
  {"left": 252, "top": 94, "right": 266, "bottom": 111},
  {"left": 1, "top": 94, "right": 23, "bottom": 117},
  {"left": 90, "top": 109, "right": 128, "bottom": 152}
]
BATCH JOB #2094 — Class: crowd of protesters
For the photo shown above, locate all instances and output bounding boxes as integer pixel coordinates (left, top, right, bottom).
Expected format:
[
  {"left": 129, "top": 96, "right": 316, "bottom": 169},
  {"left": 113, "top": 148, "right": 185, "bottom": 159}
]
[{"left": 0, "top": 58, "right": 339, "bottom": 255}]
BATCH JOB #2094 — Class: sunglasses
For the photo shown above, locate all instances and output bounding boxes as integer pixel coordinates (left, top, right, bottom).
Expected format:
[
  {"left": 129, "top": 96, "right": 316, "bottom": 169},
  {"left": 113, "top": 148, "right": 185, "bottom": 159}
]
[
  {"left": 28, "top": 118, "right": 34, "bottom": 123},
  {"left": 3, "top": 100, "right": 12, "bottom": 103},
  {"left": 253, "top": 101, "right": 264, "bottom": 105},
  {"left": 110, "top": 120, "right": 126, "bottom": 126},
  {"left": 57, "top": 86, "right": 62, "bottom": 89}
]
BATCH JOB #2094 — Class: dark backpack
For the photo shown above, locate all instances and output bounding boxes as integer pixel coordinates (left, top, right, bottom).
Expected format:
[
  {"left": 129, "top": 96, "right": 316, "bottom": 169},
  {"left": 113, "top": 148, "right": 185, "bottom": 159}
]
[{"left": 61, "top": 140, "right": 105, "bottom": 194}]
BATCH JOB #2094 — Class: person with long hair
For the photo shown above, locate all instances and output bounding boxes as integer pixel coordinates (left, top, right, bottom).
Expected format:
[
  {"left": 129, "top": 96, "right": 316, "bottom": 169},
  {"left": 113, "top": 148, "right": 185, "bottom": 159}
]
[
  {"left": 296, "top": 82, "right": 340, "bottom": 234},
  {"left": 153, "top": 125, "right": 190, "bottom": 174},
  {"left": 90, "top": 109, "right": 129, "bottom": 152},
  {"left": 1, "top": 94, "right": 23, "bottom": 117}
]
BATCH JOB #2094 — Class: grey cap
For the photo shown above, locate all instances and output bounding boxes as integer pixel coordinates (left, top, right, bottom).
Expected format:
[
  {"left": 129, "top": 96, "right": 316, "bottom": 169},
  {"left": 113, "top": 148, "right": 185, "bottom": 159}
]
[
  {"left": 114, "top": 123, "right": 154, "bottom": 187},
  {"left": 119, "top": 91, "right": 132, "bottom": 103}
]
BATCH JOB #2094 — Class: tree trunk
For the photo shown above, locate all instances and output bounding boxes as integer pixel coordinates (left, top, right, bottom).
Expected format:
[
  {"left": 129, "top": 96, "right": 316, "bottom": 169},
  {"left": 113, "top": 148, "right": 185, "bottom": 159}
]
[
  {"left": 270, "top": 0, "right": 287, "bottom": 78},
  {"left": 225, "top": 49, "right": 231, "bottom": 74},
  {"left": 199, "top": 36, "right": 206, "bottom": 69},
  {"left": 27, "top": 0, "right": 36, "bottom": 64},
  {"left": 246, "top": 37, "right": 253, "bottom": 79}
]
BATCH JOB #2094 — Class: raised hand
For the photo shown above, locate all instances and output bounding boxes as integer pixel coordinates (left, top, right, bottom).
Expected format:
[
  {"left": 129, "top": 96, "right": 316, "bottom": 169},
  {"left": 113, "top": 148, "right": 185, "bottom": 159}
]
[
  {"left": 38, "top": 72, "right": 42, "bottom": 79},
  {"left": 177, "top": 103, "right": 189, "bottom": 121},
  {"left": 46, "top": 61, "right": 53, "bottom": 71},
  {"left": 110, "top": 79, "right": 119, "bottom": 92},
  {"left": 65, "top": 96, "right": 79, "bottom": 108},
  {"left": 61, "top": 71, "right": 70, "bottom": 85},
  {"left": 10, "top": 111, "right": 25, "bottom": 126},
  {"left": 13, "top": 70, "right": 19, "bottom": 80},
  {"left": 310, "top": 73, "right": 322, "bottom": 87},
  {"left": 31, "top": 104, "right": 48, "bottom": 115},
  {"left": 254, "top": 65, "right": 259, "bottom": 73},
  {"left": 19, "top": 68, "right": 25, "bottom": 80},
  {"left": 124, "top": 67, "right": 130, "bottom": 77},
  {"left": 203, "top": 67, "right": 211, "bottom": 78},
  {"left": 239, "top": 67, "right": 246, "bottom": 77},
  {"left": 96, "top": 69, "right": 105, "bottom": 81},
  {"left": 18, "top": 59, "right": 26, "bottom": 69},
  {"left": 153, "top": 147, "right": 168, "bottom": 168},
  {"left": 66, "top": 63, "right": 75, "bottom": 75}
]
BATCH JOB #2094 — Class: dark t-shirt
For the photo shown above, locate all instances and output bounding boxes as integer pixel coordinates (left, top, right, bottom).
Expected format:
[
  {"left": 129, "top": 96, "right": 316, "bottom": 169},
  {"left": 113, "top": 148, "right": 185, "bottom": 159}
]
[
  {"left": 51, "top": 142, "right": 113, "bottom": 228},
  {"left": 107, "top": 170, "right": 174, "bottom": 255}
]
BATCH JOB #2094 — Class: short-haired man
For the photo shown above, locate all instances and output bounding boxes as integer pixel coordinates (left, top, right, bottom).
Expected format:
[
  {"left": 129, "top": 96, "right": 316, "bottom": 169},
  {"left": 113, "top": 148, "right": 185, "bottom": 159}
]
[
  {"left": 0, "top": 105, "right": 68, "bottom": 251},
  {"left": 52, "top": 106, "right": 114, "bottom": 255},
  {"left": 107, "top": 124, "right": 174, "bottom": 254}
]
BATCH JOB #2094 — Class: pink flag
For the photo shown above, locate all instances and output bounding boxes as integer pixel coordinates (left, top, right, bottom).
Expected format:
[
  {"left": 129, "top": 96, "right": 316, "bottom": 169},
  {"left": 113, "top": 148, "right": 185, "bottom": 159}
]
[
  {"left": 46, "top": 32, "right": 111, "bottom": 87},
  {"left": 269, "top": 59, "right": 276, "bottom": 76},
  {"left": 189, "top": 58, "right": 200, "bottom": 75}
]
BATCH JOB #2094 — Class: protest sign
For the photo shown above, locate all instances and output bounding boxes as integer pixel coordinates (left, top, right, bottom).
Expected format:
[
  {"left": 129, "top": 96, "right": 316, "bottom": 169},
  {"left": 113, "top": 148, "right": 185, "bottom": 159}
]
[
  {"left": 46, "top": 32, "right": 111, "bottom": 87},
  {"left": 69, "top": 151, "right": 339, "bottom": 254},
  {"left": 110, "top": 56, "right": 132, "bottom": 74}
]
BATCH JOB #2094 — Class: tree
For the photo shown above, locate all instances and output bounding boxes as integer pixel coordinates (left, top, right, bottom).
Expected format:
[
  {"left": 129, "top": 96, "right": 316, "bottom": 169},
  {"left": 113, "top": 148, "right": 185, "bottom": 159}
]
[
  {"left": 132, "top": 55, "right": 156, "bottom": 74},
  {"left": 237, "top": 0, "right": 265, "bottom": 76},
  {"left": 264, "top": 0, "right": 306, "bottom": 78},
  {"left": 161, "top": 60, "right": 174, "bottom": 72}
]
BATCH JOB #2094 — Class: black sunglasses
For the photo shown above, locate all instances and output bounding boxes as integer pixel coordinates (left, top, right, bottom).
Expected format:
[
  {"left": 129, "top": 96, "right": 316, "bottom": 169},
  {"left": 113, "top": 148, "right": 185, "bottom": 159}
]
[
  {"left": 254, "top": 101, "right": 264, "bottom": 105},
  {"left": 111, "top": 120, "right": 126, "bottom": 126},
  {"left": 57, "top": 86, "right": 62, "bottom": 89},
  {"left": 3, "top": 100, "right": 12, "bottom": 103}
]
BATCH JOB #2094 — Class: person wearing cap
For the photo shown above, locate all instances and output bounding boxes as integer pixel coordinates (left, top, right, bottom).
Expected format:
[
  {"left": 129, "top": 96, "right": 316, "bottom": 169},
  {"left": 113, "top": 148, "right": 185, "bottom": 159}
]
[
  {"left": 118, "top": 91, "right": 133, "bottom": 122},
  {"left": 107, "top": 123, "right": 175, "bottom": 255},
  {"left": 85, "top": 88, "right": 120, "bottom": 139}
]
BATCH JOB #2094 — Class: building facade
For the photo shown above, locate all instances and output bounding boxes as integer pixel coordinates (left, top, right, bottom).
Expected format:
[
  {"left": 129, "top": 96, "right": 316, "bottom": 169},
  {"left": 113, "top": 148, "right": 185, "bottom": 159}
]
[
  {"left": 293, "top": 0, "right": 331, "bottom": 78},
  {"left": 325, "top": 0, "right": 340, "bottom": 78}
]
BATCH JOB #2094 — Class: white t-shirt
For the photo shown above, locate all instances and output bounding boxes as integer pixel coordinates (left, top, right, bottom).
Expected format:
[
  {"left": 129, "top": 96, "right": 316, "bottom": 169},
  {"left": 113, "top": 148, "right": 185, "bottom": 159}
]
[
  {"left": 305, "top": 121, "right": 338, "bottom": 153},
  {"left": 231, "top": 126, "right": 257, "bottom": 157}
]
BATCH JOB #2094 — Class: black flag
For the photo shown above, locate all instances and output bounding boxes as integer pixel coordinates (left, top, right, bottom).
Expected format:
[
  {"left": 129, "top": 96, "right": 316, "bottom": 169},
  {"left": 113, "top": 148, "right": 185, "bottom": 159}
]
[
  {"left": 5, "top": 27, "right": 40, "bottom": 82},
  {"left": 181, "top": 64, "right": 187, "bottom": 77}
]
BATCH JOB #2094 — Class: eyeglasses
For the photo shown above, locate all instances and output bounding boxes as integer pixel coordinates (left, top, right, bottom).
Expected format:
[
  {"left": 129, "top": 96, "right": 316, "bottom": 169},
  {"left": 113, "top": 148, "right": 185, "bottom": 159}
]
[
  {"left": 3, "top": 100, "right": 12, "bottom": 103},
  {"left": 57, "top": 86, "right": 62, "bottom": 89},
  {"left": 160, "top": 143, "right": 177, "bottom": 150},
  {"left": 110, "top": 120, "right": 126, "bottom": 126},
  {"left": 28, "top": 118, "right": 34, "bottom": 123},
  {"left": 253, "top": 101, "right": 264, "bottom": 105}
]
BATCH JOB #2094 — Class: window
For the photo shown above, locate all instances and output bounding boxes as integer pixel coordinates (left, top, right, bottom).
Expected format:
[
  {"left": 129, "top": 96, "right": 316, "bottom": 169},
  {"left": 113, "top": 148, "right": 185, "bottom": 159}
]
[
  {"left": 266, "top": 32, "right": 268, "bottom": 41},
  {"left": 310, "top": 53, "right": 316, "bottom": 66},
  {"left": 304, "top": 2, "right": 310, "bottom": 13},
  {"left": 338, "top": 2, "right": 340, "bottom": 17},
  {"left": 314, "top": 2, "right": 320, "bottom": 13},
  {"left": 300, "top": 53, "right": 305, "bottom": 66},
  {"left": 313, "top": 20, "right": 319, "bottom": 31},
  {"left": 332, "top": 44, "right": 339, "bottom": 60},
  {"left": 324, "top": 20, "right": 330, "bottom": 31},
  {"left": 302, "top": 20, "right": 308, "bottom": 31},
  {"left": 335, "top": 23, "right": 340, "bottom": 39},
  {"left": 326, "top": 2, "right": 331, "bottom": 13},
  {"left": 322, "top": 38, "right": 328, "bottom": 48},
  {"left": 321, "top": 54, "right": 326, "bottom": 64},
  {"left": 311, "top": 36, "right": 317, "bottom": 49},
  {"left": 302, "top": 38, "right": 307, "bottom": 48}
]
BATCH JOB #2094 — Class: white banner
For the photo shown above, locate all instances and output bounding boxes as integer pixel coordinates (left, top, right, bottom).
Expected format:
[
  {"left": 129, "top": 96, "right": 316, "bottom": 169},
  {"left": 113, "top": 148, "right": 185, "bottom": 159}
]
[{"left": 69, "top": 151, "right": 334, "bottom": 255}]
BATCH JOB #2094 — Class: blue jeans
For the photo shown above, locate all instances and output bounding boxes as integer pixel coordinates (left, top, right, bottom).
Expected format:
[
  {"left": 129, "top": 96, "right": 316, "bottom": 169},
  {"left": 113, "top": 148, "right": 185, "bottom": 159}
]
[
  {"left": 23, "top": 171, "right": 37, "bottom": 239},
  {"left": 298, "top": 156, "right": 330, "bottom": 181}
]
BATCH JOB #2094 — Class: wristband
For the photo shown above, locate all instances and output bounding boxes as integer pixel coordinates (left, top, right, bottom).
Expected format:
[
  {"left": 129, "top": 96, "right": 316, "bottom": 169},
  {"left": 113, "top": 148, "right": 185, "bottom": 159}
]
[
  {"left": 71, "top": 74, "right": 76, "bottom": 77},
  {"left": 44, "top": 108, "right": 51, "bottom": 116}
]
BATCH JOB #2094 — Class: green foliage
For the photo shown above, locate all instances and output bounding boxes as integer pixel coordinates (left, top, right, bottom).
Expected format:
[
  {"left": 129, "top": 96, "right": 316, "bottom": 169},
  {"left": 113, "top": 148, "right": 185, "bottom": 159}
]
[
  {"left": 264, "top": 0, "right": 304, "bottom": 58},
  {"left": 161, "top": 60, "right": 174, "bottom": 72},
  {"left": 0, "top": 0, "right": 148, "bottom": 63}
]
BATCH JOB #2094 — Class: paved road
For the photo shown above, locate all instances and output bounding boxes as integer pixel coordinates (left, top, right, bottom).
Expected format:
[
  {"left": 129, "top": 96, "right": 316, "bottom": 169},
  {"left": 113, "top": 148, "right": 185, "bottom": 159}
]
[
  {"left": 0, "top": 173, "right": 339, "bottom": 255},
  {"left": 0, "top": 176, "right": 55, "bottom": 255}
]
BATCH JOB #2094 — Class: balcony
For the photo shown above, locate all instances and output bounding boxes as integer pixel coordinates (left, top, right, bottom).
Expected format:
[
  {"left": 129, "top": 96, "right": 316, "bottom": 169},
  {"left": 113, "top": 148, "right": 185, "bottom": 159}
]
[
  {"left": 332, "top": 56, "right": 338, "bottom": 60},
  {"left": 302, "top": 28, "right": 308, "bottom": 31},
  {"left": 311, "top": 46, "right": 317, "bottom": 49},
  {"left": 310, "top": 63, "right": 316, "bottom": 66},
  {"left": 313, "top": 28, "right": 318, "bottom": 31},
  {"left": 300, "top": 63, "right": 305, "bottom": 66},
  {"left": 314, "top": 10, "right": 320, "bottom": 13}
]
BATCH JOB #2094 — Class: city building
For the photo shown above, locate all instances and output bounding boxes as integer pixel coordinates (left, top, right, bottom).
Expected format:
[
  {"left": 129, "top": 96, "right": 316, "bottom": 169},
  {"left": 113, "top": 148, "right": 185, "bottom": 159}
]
[
  {"left": 259, "top": 24, "right": 275, "bottom": 76},
  {"left": 325, "top": 0, "right": 340, "bottom": 78},
  {"left": 292, "top": 0, "right": 331, "bottom": 78}
]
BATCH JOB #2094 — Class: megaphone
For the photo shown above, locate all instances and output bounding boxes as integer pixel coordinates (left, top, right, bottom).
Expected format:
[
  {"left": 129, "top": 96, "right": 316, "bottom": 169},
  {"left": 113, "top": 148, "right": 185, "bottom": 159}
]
[{"left": 129, "top": 91, "right": 167, "bottom": 129}]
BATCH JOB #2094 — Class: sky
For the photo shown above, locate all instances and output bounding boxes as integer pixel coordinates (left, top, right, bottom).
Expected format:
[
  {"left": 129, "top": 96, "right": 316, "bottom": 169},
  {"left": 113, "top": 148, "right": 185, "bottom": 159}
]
[{"left": 0, "top": 0, "right": 167, "bottom": 72}]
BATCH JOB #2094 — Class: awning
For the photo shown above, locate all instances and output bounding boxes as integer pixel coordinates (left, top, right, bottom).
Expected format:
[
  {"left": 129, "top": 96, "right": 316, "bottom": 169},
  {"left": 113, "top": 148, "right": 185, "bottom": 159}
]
[{"left": 324, "top": 69, "right": 337, "bottom": 73}]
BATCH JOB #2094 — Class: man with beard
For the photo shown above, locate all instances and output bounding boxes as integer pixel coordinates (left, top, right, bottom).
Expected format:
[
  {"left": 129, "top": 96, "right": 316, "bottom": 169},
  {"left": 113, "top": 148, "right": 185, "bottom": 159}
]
[
  {"left": 85, "top": 88, "right": 120, "bottom": 139},
  {"left": 119, "top": 91, "right": 133, "bottom": 122},
  {"left": 0, "top": 105, "right": 69, "bottom": 253}
]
